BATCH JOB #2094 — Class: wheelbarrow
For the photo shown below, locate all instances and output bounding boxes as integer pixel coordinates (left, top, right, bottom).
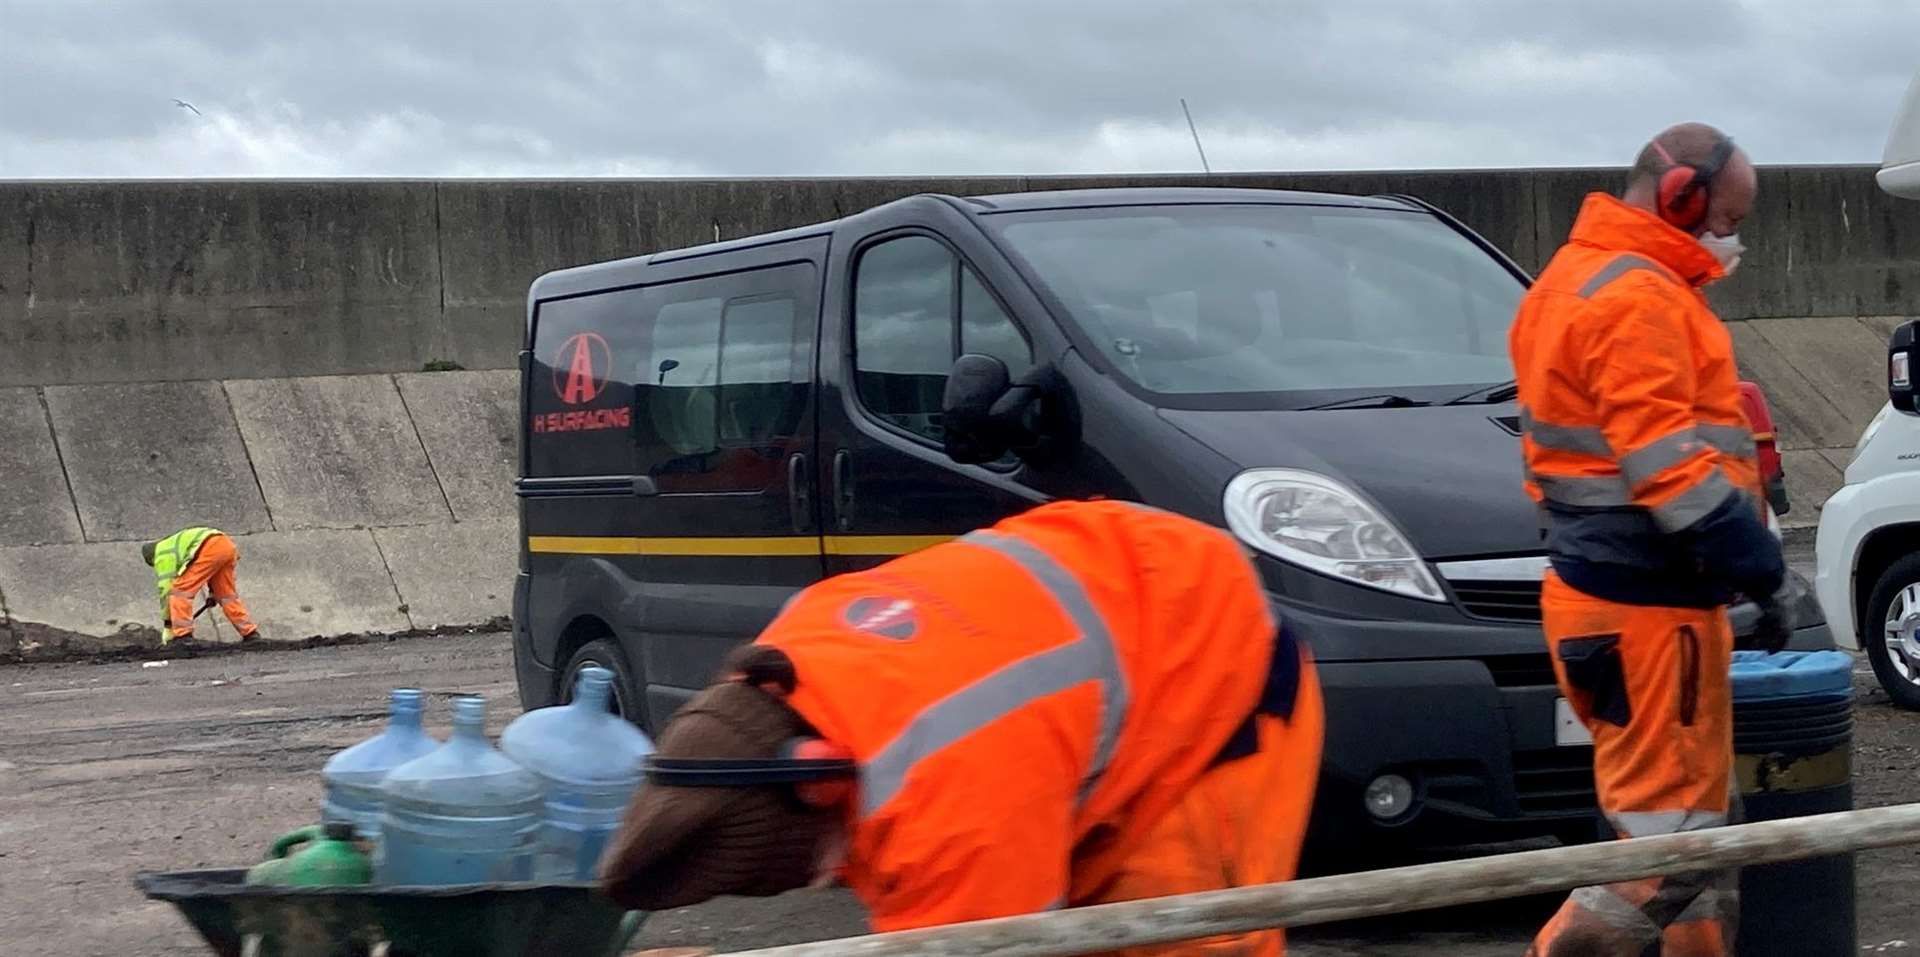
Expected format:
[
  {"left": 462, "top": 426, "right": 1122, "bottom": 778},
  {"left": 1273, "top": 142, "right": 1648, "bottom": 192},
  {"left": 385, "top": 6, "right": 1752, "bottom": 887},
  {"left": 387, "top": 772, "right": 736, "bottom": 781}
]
[{"left": 134, "top": 869, "right": 646, "bottom": 957}]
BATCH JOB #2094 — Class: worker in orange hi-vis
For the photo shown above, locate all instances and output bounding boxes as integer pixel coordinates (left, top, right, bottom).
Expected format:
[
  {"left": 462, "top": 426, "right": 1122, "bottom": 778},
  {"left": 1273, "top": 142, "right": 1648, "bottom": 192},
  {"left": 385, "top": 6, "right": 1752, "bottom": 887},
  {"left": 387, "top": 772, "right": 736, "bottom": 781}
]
[
  {"left": 141, "top": 527, "right": 262, "bottom": 646},
  {"left": 1510, "top": 123, "right": 1791, "bottom": 957},
  {"left": 599, "top": 499, "right": 1323, "bottom": 957}
]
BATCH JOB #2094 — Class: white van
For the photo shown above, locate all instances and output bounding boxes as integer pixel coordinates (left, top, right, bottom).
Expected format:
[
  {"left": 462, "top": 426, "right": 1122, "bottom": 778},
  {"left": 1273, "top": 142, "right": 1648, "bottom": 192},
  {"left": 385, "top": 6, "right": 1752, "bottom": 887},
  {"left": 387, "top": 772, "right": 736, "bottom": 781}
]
[
  {"left": 1880, "top": 70, "right": 1920, "bottom": 199},
  {"left": 1813, "top": 67, "right": 1920, "bottom": 707}
]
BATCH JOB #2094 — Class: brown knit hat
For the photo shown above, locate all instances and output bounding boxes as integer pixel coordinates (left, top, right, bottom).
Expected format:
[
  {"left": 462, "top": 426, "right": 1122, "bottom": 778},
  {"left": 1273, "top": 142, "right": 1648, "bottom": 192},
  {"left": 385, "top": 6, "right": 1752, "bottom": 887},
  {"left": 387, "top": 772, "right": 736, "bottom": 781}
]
[{"left": 597, "top": 670, "right": 840, "bottom": 912}]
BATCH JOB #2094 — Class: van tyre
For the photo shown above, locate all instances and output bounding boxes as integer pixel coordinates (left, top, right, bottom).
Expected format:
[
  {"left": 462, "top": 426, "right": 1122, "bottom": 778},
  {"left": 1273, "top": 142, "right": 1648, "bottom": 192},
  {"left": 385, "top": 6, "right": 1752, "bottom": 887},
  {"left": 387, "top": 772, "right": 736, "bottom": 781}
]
[
  {"left": 1864, "top": 553, "right": 1920, "bottom": 711},
  {"left": 562, "top": 638, "right": 646, "bottom": 728}
]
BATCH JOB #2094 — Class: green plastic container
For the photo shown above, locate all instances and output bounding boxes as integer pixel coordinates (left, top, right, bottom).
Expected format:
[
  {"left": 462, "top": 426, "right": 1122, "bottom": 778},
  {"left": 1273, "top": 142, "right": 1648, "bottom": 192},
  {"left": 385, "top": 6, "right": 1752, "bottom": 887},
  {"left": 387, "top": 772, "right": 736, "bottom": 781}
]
[
  {"left": 244, "top": 825, "right": 323, "bottom": 887},
  {"left": 244, "top": 823, "right": 371, "bottom": 888}
]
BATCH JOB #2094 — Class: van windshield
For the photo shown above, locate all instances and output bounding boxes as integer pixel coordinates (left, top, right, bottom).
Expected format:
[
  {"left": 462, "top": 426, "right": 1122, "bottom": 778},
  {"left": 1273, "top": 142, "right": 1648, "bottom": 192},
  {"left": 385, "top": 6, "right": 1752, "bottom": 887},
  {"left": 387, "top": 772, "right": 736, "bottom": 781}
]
[{"left": 990, "top": 204, "right": 1525, "bottom": 409}]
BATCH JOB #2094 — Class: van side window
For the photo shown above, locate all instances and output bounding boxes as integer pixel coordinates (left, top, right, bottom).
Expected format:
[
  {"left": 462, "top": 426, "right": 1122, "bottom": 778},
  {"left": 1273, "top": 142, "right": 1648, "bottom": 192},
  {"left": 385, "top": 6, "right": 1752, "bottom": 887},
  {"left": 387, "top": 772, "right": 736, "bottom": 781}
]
[
  {"left": 853, "top": 235, "right": 1031, "bottom": 443},
  {"left": 718, "top": 296, "right": 804, "bottom": 446},
  {"left": 643, "top": 297, "right": 724, "bottom": 458},
  {"left": 525, "top": 289, "right": 643, "bottom": 479},
  {"left": 629, "top": 263, "right": 813, "bottom": 492}
]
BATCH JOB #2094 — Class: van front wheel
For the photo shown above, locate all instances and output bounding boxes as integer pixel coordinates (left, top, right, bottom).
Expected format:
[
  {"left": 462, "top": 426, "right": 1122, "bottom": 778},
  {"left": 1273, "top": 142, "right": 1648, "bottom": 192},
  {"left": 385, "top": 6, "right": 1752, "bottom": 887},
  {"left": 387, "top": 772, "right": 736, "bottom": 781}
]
[
  {"left": 1864, "top": 553, "right": 1920, "bottom": 711},
  {"left": 561, "top": 638, "right": 646, "bottom": 728}
]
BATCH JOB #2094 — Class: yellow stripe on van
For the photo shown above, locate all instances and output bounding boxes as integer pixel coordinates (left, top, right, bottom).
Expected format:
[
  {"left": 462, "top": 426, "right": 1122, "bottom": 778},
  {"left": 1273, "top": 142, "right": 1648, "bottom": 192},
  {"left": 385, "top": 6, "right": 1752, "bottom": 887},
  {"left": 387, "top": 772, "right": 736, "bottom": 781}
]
[
  {"left": 527, "top": 535, "right": 953, "bottom": 558},
  {"left": 824, "top": 535, "right": 954, "bottom": 556}
]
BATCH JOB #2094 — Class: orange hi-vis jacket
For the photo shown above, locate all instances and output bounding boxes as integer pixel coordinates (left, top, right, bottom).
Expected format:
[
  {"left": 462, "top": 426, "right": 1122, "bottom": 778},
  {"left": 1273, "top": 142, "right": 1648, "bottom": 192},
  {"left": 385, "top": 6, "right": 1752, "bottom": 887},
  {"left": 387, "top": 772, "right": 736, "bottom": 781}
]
[
  {"left": 1510, "top": 193, "right": 1783, "bottom": 608},
  {"left": 754, "top": 500, "right": 1300, "bottom": 933}
]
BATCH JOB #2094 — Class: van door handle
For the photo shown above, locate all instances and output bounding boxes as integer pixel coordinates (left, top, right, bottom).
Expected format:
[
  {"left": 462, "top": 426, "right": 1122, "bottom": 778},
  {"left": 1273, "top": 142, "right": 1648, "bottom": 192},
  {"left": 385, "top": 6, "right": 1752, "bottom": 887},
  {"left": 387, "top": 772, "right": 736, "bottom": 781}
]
[
  {"left": 787, "top": 454, "right": 811, "bottom": 533},
  {"left": 832, "top": 449, "right": 855, "bottom": 531}
]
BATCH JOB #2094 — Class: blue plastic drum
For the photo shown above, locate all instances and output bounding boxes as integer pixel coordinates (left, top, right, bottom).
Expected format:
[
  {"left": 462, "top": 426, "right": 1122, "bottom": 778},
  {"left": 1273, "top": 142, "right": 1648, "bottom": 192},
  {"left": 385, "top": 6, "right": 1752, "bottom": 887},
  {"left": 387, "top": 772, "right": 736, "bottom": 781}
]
[{"left": 1729, "top": 650, "right": 1855, "bottom": 957}]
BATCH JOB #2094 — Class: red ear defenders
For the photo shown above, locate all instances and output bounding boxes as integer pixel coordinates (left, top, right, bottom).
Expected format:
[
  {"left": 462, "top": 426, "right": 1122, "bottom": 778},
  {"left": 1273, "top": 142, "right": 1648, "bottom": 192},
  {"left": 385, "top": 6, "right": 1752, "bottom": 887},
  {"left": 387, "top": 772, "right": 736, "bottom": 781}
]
[
  {"left": 644, "top": 738, "right": 858, "bottom": 808},
  {"left": 1651, "top": 135, "right": 1735, "bottom": 233}
]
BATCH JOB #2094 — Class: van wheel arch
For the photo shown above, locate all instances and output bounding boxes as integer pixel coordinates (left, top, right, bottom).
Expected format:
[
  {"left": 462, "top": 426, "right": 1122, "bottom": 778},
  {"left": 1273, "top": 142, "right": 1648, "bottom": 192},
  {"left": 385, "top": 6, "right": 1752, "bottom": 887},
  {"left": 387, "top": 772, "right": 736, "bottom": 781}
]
[
  {"left": 1855, "top": 524, "right": 1920, "bottom": 636},
  {"left": 552, "top": 616, "right": 648, "bottom": 727}
]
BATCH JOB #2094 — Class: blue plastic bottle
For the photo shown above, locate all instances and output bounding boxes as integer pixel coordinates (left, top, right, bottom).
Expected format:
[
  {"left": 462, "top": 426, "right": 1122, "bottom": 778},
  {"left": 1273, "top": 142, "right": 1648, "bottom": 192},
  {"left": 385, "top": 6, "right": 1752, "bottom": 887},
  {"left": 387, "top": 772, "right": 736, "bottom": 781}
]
[
  {"left": 500, "top": 666, "right": 656, "bottom": 880},
  {"left": 321, "top": 688, "right": 439, "bottom": 869},
  {"left": 377, "top": 695, "right": 544, "bottom": 885}
]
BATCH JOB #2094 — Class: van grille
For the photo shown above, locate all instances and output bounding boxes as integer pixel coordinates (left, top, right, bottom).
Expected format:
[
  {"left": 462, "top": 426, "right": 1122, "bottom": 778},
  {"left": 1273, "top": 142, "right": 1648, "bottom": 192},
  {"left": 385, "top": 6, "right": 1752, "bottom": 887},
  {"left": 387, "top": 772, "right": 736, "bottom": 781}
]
[
  {"left": 1513, "top": 747, "right": 1596, "bottom": 816},
  {"left": 1479, "top": 654, "right": 1558, "bottom": 688},
  {"left": 1451, "top": 580, "right": 1544, "bottom": 623}
]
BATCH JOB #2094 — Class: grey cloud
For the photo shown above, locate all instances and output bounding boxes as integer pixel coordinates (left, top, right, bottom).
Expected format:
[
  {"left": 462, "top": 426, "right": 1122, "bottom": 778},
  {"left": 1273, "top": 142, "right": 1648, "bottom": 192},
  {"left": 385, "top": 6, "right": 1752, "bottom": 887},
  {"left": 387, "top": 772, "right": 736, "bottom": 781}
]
[{"left": 1, "top": 0, "right": 1914, "bottom": 178}]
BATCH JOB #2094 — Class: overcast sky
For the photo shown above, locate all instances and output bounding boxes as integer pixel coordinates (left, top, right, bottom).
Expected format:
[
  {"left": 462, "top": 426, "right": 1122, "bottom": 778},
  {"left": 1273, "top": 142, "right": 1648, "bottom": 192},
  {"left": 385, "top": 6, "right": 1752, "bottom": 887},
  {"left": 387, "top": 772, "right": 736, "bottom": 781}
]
[{"left": 3, "top": 0, "right": 1916, "bottom": 178}]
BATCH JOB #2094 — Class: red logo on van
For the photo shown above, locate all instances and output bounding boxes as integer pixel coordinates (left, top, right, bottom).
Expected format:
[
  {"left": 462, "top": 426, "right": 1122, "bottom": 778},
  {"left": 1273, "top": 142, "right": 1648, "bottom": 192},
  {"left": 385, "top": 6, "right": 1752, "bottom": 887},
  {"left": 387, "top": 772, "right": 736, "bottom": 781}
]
[{"left": 554, "top": 333, "right": 611, "bottom": 405}]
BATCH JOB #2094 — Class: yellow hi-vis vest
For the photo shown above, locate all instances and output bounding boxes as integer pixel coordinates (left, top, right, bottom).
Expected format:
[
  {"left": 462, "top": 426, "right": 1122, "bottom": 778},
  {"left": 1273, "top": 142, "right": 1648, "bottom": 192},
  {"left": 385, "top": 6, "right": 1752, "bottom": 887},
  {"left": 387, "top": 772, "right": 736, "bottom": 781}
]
[{"left": 154, "top": 527, "right": 220, "bottom": 631}]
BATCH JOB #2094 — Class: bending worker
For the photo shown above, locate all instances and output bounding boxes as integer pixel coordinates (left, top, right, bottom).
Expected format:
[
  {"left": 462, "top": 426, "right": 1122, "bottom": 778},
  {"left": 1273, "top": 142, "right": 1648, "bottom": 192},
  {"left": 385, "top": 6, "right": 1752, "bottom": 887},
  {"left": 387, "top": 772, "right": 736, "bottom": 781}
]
[
  {"left": 141, "top": 526, "right": 261, "bottom": 645},
  {"left": 599, "top": 499, "right": 1322, "bottom": 957},
  {"left": 1510, "top": 122, "right": 1790, "bottom": 956}
]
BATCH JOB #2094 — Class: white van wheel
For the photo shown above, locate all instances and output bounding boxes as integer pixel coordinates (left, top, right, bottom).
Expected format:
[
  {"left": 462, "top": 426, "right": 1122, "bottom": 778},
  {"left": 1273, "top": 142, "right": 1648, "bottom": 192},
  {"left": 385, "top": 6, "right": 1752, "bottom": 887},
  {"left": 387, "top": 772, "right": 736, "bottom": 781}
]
[{"left": 1865, "top": 554, "right": 1920, "bottom": 710}]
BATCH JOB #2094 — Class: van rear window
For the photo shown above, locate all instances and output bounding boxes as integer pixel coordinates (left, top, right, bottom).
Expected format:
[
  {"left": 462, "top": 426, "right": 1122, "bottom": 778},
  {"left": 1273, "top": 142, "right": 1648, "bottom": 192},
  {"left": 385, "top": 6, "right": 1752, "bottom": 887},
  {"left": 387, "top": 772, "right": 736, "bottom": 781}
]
[{"left": 527, "top": 263, "right": 814, "bottom": 490}]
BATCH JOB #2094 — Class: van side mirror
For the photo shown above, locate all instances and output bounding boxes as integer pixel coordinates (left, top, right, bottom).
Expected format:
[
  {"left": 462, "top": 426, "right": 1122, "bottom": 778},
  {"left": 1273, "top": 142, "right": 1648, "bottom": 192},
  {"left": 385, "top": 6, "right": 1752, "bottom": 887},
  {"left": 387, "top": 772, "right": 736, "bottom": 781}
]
[
  {"left": 1892, "top": 320, "right": 1920, "bottom": 415},
  {"left": 942, "top": 354, "right": 1016, "bottom": 464}
]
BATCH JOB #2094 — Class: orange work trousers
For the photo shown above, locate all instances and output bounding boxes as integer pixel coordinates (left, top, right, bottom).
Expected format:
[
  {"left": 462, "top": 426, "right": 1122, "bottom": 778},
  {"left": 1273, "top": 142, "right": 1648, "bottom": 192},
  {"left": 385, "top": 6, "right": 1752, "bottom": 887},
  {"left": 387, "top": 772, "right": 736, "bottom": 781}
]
[
  {"left": 1074, "top": 658, "right": 1325, "bottom": 957},
  {"left": 1530, "top": 573, "right": 1738, "bottom": 957},
  {"left": 166, "top": 534, "right": 258, "bottom": 642}
]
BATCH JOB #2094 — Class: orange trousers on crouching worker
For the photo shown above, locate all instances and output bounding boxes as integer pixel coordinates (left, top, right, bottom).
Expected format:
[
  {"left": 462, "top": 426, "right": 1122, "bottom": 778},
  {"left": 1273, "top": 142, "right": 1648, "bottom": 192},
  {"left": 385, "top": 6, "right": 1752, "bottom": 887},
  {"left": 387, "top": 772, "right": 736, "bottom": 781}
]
[
  {"left": 1079, "top": 663, "right": 1324, "bottom": 957},
  {"left": 1529, "top": 573, "right": 1739, "bottom": 957},
  {"left": 167, "top": 534, "right": 258, "bottom": 642}
]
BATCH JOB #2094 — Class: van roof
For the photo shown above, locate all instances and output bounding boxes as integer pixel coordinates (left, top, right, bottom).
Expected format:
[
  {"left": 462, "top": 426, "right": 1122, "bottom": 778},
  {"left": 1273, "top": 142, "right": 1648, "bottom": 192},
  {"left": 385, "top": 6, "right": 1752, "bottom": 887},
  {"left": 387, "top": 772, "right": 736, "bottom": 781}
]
[
  {"left": 527, "top": 186, "right": 1423, "bottom": 303},
  {"left": 957, "top": 186, "right": 1418, "bottom": 213}
]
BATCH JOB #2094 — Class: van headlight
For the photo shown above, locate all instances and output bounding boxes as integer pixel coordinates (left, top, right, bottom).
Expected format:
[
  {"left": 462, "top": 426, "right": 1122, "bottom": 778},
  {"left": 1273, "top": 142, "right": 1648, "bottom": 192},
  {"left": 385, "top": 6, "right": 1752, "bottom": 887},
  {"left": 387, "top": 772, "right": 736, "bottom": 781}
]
[{"left": 1223, "top": 468, "right": 1443, "bottom": 602}]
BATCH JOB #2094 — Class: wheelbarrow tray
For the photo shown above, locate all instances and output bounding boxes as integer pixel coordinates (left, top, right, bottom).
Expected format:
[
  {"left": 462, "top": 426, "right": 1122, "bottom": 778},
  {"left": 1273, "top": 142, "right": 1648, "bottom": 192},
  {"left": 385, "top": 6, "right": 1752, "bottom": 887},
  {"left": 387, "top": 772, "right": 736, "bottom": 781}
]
[{"left": 134, "top": 868, "right": 643, "bottom": 957}]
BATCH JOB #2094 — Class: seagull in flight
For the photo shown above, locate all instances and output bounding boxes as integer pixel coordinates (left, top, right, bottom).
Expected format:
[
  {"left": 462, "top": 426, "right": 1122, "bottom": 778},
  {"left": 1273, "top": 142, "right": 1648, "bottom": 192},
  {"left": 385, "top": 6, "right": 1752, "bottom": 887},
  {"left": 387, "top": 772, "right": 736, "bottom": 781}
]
[{"left": 172, "top": 99, "right": 203, "bottom": 117}]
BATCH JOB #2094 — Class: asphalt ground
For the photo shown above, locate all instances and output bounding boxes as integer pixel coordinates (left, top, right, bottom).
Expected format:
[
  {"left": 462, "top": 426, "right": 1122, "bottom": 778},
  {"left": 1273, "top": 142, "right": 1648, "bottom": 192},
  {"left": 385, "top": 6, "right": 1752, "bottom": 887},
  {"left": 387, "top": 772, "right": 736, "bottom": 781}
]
[{"left": 3, "top": 544, "right": 1902, "bottom": 956}]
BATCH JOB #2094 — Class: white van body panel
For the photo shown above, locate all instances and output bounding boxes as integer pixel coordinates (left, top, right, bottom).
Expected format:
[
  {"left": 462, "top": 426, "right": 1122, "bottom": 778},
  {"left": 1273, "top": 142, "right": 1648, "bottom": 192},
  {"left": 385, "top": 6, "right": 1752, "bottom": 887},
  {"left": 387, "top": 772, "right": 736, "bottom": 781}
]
[
  {"left": 1813, "top": 403, "right": 1920, "bottom": 651},
  {"left": 1882, "top": 71, "right": 1920, "bottom": 199}
]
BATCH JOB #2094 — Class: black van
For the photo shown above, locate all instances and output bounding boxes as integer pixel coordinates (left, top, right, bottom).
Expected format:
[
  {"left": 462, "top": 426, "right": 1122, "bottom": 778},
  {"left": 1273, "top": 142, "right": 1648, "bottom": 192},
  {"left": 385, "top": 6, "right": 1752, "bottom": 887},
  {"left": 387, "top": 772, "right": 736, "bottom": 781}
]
[{"left": 513, "top": 187, "right": 1832, "bottom": 851}]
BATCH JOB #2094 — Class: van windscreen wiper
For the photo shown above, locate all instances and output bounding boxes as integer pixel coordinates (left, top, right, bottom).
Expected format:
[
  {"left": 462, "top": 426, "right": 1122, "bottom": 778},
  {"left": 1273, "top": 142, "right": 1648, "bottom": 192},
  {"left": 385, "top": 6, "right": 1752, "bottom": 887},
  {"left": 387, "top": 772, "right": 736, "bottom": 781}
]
[
  {"left": 1300, "top": 393, "right": 1431, "bottom": 411},
  {"left": 1443, "top": 380, "right": 1520, "bottom": 405}
]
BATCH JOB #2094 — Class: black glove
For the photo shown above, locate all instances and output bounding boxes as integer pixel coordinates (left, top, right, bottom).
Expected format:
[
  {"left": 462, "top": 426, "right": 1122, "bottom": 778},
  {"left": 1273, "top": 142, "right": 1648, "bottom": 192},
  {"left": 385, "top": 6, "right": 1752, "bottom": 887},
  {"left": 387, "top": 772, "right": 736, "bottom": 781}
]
[{"left": 1746, "top": 582, "right": 1798, "bottom": 654}]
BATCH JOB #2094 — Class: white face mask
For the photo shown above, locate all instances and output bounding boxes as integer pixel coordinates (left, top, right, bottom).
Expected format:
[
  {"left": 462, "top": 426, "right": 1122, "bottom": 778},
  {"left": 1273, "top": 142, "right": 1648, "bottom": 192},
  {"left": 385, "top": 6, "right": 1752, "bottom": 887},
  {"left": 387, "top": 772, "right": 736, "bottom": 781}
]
[{"left": 1699, "top": 231, "right": 1745, "bottom": 274}]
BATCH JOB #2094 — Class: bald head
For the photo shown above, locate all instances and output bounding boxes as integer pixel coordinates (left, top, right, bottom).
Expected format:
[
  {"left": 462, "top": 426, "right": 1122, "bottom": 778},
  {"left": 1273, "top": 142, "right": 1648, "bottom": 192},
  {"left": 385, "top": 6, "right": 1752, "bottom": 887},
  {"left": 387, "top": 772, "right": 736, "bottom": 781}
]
[{"left": 1623, "top": 122, "right": 1757, "bottom": 238}]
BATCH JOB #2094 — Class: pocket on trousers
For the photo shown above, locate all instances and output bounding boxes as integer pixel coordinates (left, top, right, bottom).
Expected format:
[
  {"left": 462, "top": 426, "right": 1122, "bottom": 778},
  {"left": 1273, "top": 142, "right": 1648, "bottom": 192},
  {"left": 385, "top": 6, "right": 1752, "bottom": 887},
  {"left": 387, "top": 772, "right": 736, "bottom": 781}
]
[
  {"left": 1678, "top": 624, "right": 1700, "bottom": 727},
  {"left": 1558, "top": 633, "right": 1631, "bottom": 728}
]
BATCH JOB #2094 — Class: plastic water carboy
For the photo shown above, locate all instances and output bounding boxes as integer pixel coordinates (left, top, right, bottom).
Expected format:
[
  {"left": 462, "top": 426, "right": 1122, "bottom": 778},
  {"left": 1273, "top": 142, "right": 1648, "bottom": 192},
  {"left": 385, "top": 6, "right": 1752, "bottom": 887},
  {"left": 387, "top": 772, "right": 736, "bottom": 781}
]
[
  {"left": 500, "top": 666, "right": 655, "bottom": 880},
  {"left": 321, "top": 688, "right": 438, "bottom": 867},
  {"left": 377, "top": 695, "right": 544, "bottom": 885}
]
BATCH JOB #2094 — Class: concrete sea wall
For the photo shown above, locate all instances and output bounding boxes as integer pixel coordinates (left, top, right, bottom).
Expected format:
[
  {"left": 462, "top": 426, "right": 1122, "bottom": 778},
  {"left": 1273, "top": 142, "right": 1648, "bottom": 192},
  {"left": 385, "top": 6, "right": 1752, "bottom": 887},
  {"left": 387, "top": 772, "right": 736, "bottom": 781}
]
[
  {"left": 3, "top": 167, "right": 1915, "bottom": 385},
  {"left": 0, "top": 168, "right": 1914, "bottom": 651}
]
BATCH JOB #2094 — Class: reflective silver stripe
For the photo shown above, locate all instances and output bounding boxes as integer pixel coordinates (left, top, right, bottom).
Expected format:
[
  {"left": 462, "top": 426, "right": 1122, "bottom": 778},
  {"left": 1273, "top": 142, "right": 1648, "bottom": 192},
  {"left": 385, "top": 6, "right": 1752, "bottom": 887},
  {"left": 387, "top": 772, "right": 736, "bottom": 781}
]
[
  {"left": 858, "top": 530, "right": 1128, "bottom": 817},
  {"left": 1531, "top": 472, "right": 1634, "bottom": 508},
  {"left": 1577, "top": 253, "right": 1671, "bottom": 299},
  {"left": 1650, "top": 470, "right": 1738, "bottom": 533},
  {"left": 1619, "top": 427, "right": 1708, "bottom": 488},
  {"left": 169, "top": 589, "right": 195, "bottom": 598},
  {"left": 1698, "top": 422, "right": 1757, "bottom": 459},
  {"left": 1609, "top": 808, "right": 1729, "bottom": 838},
  {"left": 1568, "top": 885, "right": 1661, "bottom": 939},
  {"left": 963, "top": 531, "right": 1129, "bottom": 806},
  {"left": 1673, "top": 886, "right": 1736, "bottom": 925},
  {"left": 216, "top": 596, "right": 241, "bottom": 604},
  {"left": 1520, "top": 406, "right": 1612, "bottom": 457}
]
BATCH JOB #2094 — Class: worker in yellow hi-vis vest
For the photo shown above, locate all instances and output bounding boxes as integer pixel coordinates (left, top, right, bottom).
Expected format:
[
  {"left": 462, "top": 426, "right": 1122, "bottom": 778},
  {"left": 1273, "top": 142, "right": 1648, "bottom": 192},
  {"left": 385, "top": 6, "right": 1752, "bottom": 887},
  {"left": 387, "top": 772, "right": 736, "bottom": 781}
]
[{"left": 141, "top": 527, "right": 261, "bottom": 645}]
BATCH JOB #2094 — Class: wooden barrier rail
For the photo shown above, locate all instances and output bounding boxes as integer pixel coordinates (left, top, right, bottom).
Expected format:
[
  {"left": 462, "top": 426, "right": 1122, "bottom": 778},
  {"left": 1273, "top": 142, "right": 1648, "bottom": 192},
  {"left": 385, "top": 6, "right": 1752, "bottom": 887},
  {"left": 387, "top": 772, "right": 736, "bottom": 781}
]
[{"left": 723, "top": 803, "right": 1920, "bottom": 957}]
